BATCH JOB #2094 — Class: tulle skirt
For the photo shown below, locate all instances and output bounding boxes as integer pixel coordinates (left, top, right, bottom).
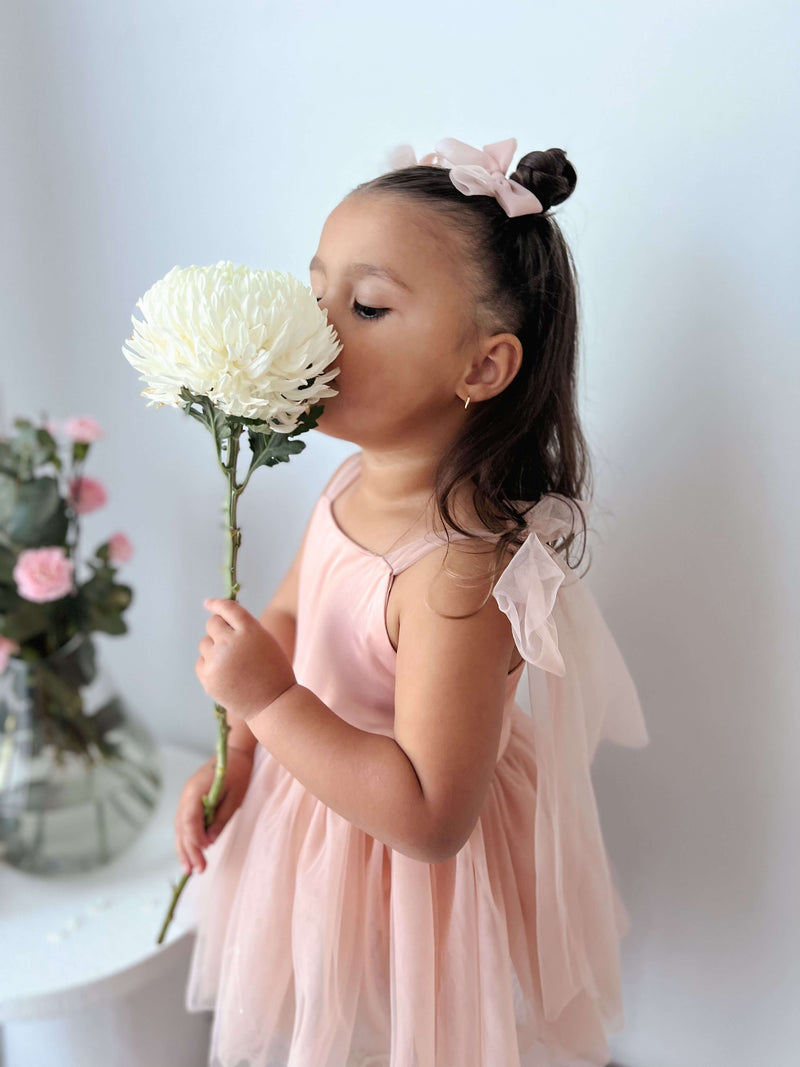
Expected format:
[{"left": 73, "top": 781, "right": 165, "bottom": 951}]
[{"left": 184, "top": 704, "right": 623, "bottom": 1067}]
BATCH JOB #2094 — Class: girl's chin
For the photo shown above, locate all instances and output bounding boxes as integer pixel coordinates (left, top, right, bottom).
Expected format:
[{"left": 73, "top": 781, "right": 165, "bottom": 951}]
[{"left": 312, "top": 408, "right": 347, "bottom": 441}]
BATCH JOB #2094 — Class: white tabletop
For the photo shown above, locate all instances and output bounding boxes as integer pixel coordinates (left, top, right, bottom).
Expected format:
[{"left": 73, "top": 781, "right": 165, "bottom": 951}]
[{"left": 0, "top": 741, "right": 211, "bottom": 1022}]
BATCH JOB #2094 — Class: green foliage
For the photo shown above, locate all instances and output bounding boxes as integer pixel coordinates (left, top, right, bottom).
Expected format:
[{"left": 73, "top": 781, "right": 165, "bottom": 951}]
[
  {"left": 177, "top": 385, "right": 324, "bottom": 485},
  {"left": 8, "top": 635, "right": 111, "bottom": 761},
  {"left": 179, "top": 387, "right": 233, "bottom": 458},
  {"left": 81, "top": 561, "right": 132, "bottom": 636},
  {"left": 7, "top": 477, "right": 69, "bottom": 546},
  {"left": 245, "top": 403, "right": 323, "bottom": 478},
  {"left": 0, "top": 592, "right": 53, "bottom": 645},
  {"left": 0, "top": 415, "right": 133, "bottom": 663},
  {"left": 8, "top": 419, "right": 61, "bottom": 473}
]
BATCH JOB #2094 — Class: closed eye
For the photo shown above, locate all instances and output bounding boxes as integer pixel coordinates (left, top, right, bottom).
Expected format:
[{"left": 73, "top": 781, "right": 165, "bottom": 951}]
[{"left": 315, "top": 296, "right": 389, "bottom": 321}]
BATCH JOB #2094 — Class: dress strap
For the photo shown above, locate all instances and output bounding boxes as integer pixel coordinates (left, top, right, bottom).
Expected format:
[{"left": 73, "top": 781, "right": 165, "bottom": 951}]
[{"left": 385, "top": 529, "right": 477, "bottom": 574}]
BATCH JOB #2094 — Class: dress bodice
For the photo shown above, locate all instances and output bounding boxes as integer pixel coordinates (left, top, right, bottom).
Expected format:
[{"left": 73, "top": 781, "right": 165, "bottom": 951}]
[{"left": 292, "top": 451, "right": 525, "bottom": 747}]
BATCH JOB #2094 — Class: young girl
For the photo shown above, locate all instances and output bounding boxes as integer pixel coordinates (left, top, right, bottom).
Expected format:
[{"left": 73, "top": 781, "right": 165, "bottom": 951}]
[{"left": 178, "top": 136, "right": 649, "bottom": 1067}]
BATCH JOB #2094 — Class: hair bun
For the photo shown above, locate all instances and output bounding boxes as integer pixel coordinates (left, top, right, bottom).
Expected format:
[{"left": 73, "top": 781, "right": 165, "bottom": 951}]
[{"left": 509, "top": 148, "right": 577, "bottom": 212}]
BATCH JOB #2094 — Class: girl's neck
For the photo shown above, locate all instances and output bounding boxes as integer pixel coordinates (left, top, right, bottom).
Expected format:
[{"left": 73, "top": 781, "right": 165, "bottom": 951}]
[
  {"left": 354, "top": 447, "right": 481, "bottom": 535},
  {"left": 355, "top": 449, "right": 440, "bottom": 512}
]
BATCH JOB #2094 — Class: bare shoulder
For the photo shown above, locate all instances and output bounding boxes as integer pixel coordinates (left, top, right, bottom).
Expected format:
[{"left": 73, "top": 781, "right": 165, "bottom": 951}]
[
  {"left": 389, "top": 535, "right": 522, "bottom": 671},
  {"left": 404, "top": 535, "right": 508, "bottom": 605},
  {"left": 391, "top": 536, "right": 522, "bottom": 858}
]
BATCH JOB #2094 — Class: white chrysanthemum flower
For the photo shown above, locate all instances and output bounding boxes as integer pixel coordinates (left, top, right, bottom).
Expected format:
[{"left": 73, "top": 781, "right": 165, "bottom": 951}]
[{"left": 122, "top": 261, "right": 341, "bottom": 430}]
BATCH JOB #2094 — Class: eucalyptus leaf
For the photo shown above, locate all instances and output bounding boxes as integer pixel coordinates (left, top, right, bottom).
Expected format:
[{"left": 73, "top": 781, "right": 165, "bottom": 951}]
[
  {"left": 0, "top": 473, "right": 17, "bottom": 524},
  {"left": 38, "top": 428, "right": 62, "bottom": 471},
  {"left": 8, "top": 477, "right": 69, "bottom": 547},
  {"left": 0, "top": 439, "right": 16, "bottom": 475},
  {"left": 11, "top": 422, "right": 58, "bottom": 470}
]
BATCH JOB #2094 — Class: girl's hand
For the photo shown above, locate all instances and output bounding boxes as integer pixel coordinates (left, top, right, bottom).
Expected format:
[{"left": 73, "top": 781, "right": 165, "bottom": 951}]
[
  {"left": 174, "top": 748, "right": 254, "bottom": 875},
  {"left": 196, "top": 597, "right": 297, "bottom": 721}
]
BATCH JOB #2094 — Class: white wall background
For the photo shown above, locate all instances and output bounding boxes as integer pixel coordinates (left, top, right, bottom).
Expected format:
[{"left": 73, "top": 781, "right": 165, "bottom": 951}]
[{"left": 2, "top": 1, "right": 797, "bottom": 1064}]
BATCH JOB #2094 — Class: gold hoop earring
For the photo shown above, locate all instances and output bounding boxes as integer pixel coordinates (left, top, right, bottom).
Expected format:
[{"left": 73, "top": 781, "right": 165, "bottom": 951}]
[{"left": 464, "top": 395, "right": 471, "bottom": 410}]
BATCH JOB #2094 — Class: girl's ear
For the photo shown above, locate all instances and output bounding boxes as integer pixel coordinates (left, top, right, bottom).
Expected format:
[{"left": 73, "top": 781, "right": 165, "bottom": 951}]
[{"left": 461, "top": 333, "right": 523, "bottom": 401}]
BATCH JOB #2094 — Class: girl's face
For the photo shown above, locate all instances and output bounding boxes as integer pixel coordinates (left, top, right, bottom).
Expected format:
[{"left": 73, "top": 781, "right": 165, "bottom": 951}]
[{"left": 309, "top": 194, "right": 479, "bottom": 449}]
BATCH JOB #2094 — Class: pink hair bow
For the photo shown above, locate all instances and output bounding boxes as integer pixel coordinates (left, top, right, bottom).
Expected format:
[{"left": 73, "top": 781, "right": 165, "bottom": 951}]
[{"left": 388, "top": 137, "right": 544, "bottom": 218}]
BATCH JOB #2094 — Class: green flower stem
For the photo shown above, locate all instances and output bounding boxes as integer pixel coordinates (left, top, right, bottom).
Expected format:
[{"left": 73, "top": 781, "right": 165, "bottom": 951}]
[
  {"left": 156, "top": 425, "right": 244, "bottom": 945},
  {"left": 224, "top": 432, "right": 244, "bottom": 598}
]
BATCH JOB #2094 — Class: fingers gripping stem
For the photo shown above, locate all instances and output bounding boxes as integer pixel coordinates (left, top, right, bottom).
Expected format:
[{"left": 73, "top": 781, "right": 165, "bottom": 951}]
[{"left": 156, "top": 706, "right": 231, "bottom": 945}]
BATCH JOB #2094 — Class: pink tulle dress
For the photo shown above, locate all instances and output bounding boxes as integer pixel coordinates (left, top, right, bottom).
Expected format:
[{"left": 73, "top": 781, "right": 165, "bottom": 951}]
[{"left": 184, "top": 450, "right": 649, "bottom": 1067}]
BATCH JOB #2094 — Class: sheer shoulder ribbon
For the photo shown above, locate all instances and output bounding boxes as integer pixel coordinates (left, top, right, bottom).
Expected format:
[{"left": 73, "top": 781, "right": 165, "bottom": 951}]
[{"left": 491, "top": 494, "right": 650, "bottom": 1025}]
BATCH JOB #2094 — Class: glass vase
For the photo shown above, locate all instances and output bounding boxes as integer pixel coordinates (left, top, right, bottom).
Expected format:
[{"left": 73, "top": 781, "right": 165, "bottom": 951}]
[{"left": 0, "top": 632, "right": 161, "bottom": 876}]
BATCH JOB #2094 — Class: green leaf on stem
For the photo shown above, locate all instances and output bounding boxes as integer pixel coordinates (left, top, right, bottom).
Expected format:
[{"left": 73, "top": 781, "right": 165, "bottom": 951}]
[
  {"left": 178, "top": 388, "right": 236, "bottom": 465},
  {"left": 8, "top": 477, "right": 69, "bottom": 547},
  {"left": 11, "top": 420, "right": 59, "bottom": 470},
  {"left": 0, "top": 473, "right": 17, "bottom": 525},
  {"left": 243, "top": 403, "right": 324, "bottom": 480}
]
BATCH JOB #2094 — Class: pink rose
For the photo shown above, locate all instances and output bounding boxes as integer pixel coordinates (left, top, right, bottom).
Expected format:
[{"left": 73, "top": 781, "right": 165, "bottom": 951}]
[
  {"left": 0, "top": 636, "right": 21, "bottom": 674},
  {"left": 69, "top": 475, "right": 108, "bottom": 514},
  {"left": 63, "top": 416, "right": 104, "bottom": 443},
  {"left": 44, "top": 419, "right": 60, "bottom": 439},
  {"left": 108, "top": 532, "right": 133, "bottom": 564},
  {"left": 13, "top": 547, "right": 75, "bottom": 603}
]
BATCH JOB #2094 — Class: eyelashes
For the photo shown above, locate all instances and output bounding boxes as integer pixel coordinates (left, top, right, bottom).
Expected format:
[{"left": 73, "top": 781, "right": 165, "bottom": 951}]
[
  {"left": 353, "top": 301, "right": 389, "bottom": 321},
  {"left": 315, "top": 296, "right": 388, "bottom": 321}
]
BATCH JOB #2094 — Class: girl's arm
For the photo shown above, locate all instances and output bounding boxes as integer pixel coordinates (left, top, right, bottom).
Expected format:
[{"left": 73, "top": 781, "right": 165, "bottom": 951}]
[
  {"left": 228, "top": 454, "right": 355, "bottom": 756},
  {"left": 246, "top": 542, "right": 517, "bottom": 863}
]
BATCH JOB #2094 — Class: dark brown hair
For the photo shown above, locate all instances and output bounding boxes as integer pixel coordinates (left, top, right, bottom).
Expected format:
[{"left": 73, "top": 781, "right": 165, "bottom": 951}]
[{"left": 350, "top": 147, "right": 592, "bottom": 606}]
